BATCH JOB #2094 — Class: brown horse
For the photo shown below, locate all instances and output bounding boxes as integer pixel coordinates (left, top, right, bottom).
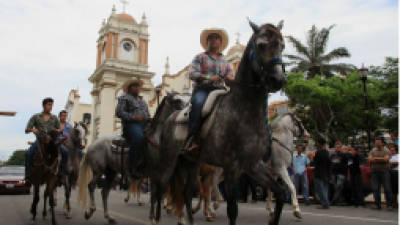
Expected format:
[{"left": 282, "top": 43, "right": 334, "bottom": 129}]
[
  {"left": 30, "top": 130, "right": 62, "bottom": 225},
  {"left": 192, "top": 164, "right": 223, "bottom": 222},
  {"left": 124, "top": 178, "right": 146, "bottom": 206}
]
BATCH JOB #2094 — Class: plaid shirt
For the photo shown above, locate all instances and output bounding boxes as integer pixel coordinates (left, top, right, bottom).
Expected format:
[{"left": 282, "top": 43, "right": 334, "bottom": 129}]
[
  {"left": 115, "top": 93, "right": 150, "bottom": 123},
  {"left": 189, "top": 52, "right": 233, "bottom": 89}
]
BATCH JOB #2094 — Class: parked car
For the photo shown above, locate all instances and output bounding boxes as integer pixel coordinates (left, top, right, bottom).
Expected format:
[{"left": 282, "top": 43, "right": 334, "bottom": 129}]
[{"left": 0, "top": 166, "right": 30, "bottom": 194}]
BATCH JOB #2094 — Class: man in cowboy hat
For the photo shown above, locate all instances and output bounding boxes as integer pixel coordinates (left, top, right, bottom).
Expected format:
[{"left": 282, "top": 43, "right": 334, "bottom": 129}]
[
  {"left": 184, "top": 28, "right": 234, "bottom": 151},
  {"left": 116, "top": 79, "right": 150, "bottom": 176}
]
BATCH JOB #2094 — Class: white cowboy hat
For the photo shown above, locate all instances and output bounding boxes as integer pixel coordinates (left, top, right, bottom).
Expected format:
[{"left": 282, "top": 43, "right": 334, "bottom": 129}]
[
  {"left": 123, "top": 78, "right": 144, "bottom": 93},
  {"left": 200, "top": 28, "right": 229, "bottom": 52}
]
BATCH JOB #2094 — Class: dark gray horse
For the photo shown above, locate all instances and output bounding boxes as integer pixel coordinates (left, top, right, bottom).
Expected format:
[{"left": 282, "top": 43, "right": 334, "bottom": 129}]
[
  {"left": 60, "top": 122, "right": 88, "bottom": 219},
  {"left": 150, "top": 20, "right": 287, "bottom": 225},
  {"left": 77, "top": 92, "right": 187, "bottom": 224}
]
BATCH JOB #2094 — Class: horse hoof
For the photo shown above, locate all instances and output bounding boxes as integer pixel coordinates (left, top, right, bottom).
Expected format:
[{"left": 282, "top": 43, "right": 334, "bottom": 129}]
[
  {"left": 293, "top": 211, "right": 302, "bottom": 219},
  {"left": 138, "top": 202, "right": 144, "bottom": 206},
  {"left": 166, "top": 209, "right": 172, "bottom": 214},
  {"left": 269, "top": 212, "right": 274, "bottom": 218},
  {"left": 108, "top": 218, "right": 117, "bottom": 224},
  {"left": 124, "top": 198, "right": 129, "bottom": 203},
  {"left": 84, "top": 212, "right": 91, "bottom": 220},
  {"left": 206, "top": 216, "right": 214, "bottom": 222},
  {"left": 43, "top": 212, "right": 47, "bottom": 219}
]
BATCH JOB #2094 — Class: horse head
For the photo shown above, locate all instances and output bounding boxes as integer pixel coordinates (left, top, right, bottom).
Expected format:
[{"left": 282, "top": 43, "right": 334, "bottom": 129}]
[
  {"left": 72, "top": 122, "right": 89, "bottom": 149},
  {"left": 165, "top": 91, "right": 188, "bottom": 110},
  {"left": 247, "top": 19, "right": 287, "bottom": 92},
  {"left": 286, "top": 113, "right": 310, "bottom": 139}
]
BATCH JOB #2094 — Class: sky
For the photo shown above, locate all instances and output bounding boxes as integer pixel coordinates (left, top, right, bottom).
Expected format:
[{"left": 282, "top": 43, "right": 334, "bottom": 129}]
[{"left": 0, "top": 0, "right": 398, "bottom": 160}]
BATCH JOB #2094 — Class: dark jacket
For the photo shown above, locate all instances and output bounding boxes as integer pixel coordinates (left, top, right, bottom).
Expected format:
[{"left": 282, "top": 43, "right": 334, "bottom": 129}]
[
  {"left": 314, "top": 149, "right": 331, "bottom": 181},
  {"left": 330, "top": 152, "right": 348, "bottom": 176}
]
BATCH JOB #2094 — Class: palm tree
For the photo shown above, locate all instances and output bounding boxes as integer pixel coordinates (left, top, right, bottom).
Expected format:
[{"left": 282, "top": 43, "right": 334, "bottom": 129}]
[{"left": 286, "top": 25, "right": 356, "bottom": 78}]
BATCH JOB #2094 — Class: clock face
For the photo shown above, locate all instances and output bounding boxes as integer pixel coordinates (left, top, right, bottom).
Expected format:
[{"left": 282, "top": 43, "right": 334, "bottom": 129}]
[{"left": 123, "top": 42, "right": 133, "bottom": 52}]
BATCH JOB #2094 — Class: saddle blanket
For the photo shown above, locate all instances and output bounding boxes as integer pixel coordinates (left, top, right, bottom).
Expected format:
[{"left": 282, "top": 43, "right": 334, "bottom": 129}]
[{"left": 174, "top": 89, "right": 227, "bottom": 141}]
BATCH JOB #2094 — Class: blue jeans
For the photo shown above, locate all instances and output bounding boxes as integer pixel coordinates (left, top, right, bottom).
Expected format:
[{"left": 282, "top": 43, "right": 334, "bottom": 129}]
[
  {"left": 25, "top": 140, "right": 39, "bottom": 178},
  {"left": 294, "top": 172, "right": 309, "bottom": 201},
  {"left": 331, "top": 174, "right": 346, "bottom": 204},
  {"left": 314, "top": 178, "right": 329, "bottom": 207},
  {"left": 371, "top": 171, "right": 393, "bottom": 207},
  {"left": 189, "top": 86, "right": 219, "bottom": 136},
  {"left": 124, "top": 122, "right": 146, "bottom": 172}
]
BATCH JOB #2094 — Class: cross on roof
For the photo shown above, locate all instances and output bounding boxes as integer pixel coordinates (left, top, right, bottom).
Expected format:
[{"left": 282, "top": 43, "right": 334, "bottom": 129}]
[
  {"left": 120, "top": 0, "right": 129, "bottom": 13},
  {"left": 235, "top": 32, "right": 241, "bottom": 44}
]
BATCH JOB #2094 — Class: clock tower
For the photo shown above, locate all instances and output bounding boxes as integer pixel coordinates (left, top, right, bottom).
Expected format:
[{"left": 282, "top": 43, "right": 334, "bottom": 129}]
[{"left": 88, "top": 5, "right": 155, "bottom": 141}]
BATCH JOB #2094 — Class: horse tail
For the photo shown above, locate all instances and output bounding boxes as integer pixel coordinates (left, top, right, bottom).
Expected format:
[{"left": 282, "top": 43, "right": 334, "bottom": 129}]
[
  {"left": 77, "top": 154, "right": 93, "bottom": 209},
  {"left": 168, "top": 159, "right": 186, "bottom": 216}
]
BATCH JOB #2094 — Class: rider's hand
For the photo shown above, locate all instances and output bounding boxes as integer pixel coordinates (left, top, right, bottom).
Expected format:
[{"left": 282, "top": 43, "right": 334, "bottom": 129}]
[
  {"left": 209, "top": 76, "right": 221, "bottom": 82},
  {"left": 32, "top": 128, "right": 39, "bottom": 135},
  {"left": 134, "top": 115, "right": 143, "bottom": 122}
]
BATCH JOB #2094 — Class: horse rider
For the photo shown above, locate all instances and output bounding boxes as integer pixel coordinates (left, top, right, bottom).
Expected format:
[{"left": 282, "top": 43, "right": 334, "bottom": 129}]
[
  {"left": 183, "top": 28, "right": 235, "bottom": 151},
  {"left": 116, "top": 79, "right": 150, "bottom": 177},
  {"left": 58, "top": 110, "right": 73, "bottom": 179},
  {"left": 24, "top": 97, "right": 61, "bottom": 186}
]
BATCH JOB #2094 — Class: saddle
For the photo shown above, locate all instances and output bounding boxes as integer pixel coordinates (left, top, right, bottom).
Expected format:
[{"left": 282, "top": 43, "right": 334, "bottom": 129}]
[
  {"left": 111, "top": 136, "right": 130, "bottom": 154},
  {"left": 174, "top": 89, "right": 228, "bottom": 141}
]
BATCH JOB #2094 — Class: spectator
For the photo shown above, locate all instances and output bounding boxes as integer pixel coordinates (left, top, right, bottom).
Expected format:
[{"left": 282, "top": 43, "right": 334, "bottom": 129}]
[
  {"left": 313, "top": 138, "right": 331, "bottom": 209},
  {"left": 348, "top": 146, "right": 365, "bottom": 207},
  {"left": 330, "top": 141, "right": 349, "bottom": 205},
  {"left": 368, "top": 138, "right": 393, "bottom": 210},
  {"left": 391, "top": 133, "right": 398, "bottom": 147},
  {"left": 389, "top": 144, "right": 398, "bottom": 208},
  {"left": 292, "top": 145, "right": 311, "bottom": 205}
]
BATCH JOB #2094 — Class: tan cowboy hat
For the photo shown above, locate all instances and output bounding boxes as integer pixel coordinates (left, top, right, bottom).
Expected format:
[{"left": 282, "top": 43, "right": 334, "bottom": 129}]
[
  {"left": 200, "top": 28, "right": 229, "bottom": 52},
  {"left": 123, "top": 78, "right": 144, "bottom": 93}
]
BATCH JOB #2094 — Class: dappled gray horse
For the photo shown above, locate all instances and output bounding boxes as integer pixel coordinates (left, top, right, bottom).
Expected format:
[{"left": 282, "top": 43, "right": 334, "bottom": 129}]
[
  {"left": 60, "top": 122, "right": 88, "bottom": 219},
  {"left": 151, "top": 20, "right": 287, "bottom": 225},
  {"left": 265, "top": 113, "right": 309, "bottom": 219},
  {"left": 77, "top": 92, "right": 187, "bottom": 224}
]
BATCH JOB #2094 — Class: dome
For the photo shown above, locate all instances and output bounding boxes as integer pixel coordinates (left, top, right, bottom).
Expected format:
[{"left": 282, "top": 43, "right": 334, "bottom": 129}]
[
  {"left": 227, "top": 43, "right": 245, "bottom": 56},
  {"left": 116, "top": 13, "right": 137, "bottom": 24}
]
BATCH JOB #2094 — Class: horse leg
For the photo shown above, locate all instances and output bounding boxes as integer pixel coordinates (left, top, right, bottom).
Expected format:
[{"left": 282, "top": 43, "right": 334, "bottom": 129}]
[
  {"left": 84, "top": 178, "right": 97, "bottom": 220},
  {"left": 280, "top": 168, "right": 301, "bottom": 219},
  {"left": 102, "top": 170, "right": 117, "bottom": 224},
  {"left": 192, "top": 178, "right": 202, "bottom": 214},
  {"left": 137, "top": 180, "right": 144, "bottom": 206},
  {"left": 48, "top": 182, "right": 57, "bottom": 225},
  {"left": 224, "top": 173, "right": 238, "bottom": 225},
  {"left": 248, "top": 164, "right": 285, "bottom": 225},
  {"left": 124, "top": 182, "right": 131, "bottom": 203},
  {"left": 184, "top": 165, "right": 199, "bottom": 225},
  {"left": 31, "top": 185, "right": 40, "bottom": 220},
  {"left": 211, "top": 167, "right": 223, "bottom": 210},
  {"left": 149, "top": 182, "right": 157, "bottom": 224},
  {"left": 203, "top": 175, "right": 214, "bottom": 221},
  {"left": 155, "top": 182, "right": 165, "bottom": 225},
  {"left": 265, "top": 189, "right": 274, "bottom": 217},
  {"left": 64, "top": 177, "right": 72, "bottom": 219},
  {"left": 43, "top": 187, "right": 48, "bottom": 219}
]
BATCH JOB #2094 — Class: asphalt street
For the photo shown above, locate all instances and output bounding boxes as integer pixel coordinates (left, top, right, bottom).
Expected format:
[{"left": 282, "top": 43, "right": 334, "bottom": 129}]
[{"left": 0, "top": 188, "right": 397, "bottom": 225}]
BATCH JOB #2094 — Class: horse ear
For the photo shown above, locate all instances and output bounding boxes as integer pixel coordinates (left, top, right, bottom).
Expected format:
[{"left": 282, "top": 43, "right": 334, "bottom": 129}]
[
  {"left": 74, "top": 122, "right": 78, "bottom": 128},
  {"left": 247, "top": 17, "right": 259, "bottom": 33},
  {"left": 277, "top": 20, "right": 284, "bottom": 30}
]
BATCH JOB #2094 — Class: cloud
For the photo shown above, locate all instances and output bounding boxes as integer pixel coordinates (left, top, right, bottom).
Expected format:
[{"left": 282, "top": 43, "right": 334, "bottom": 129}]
[{"left": 0, "top": 0, "right": 397, "bottom": 156}]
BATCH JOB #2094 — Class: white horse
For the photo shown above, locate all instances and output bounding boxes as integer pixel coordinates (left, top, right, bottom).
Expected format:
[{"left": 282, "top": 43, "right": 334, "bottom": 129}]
[{"left": 265, "top": 113, "right": 309, "bottom": 219}]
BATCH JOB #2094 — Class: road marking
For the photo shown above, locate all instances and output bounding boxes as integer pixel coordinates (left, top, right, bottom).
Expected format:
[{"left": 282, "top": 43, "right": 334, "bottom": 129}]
[{"left": 254, "top": 207, "right": 397, "bottom": 224}]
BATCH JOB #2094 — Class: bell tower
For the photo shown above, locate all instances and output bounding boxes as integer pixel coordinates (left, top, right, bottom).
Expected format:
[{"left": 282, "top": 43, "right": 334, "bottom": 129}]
[{"left": 89, "top": 4, "right": 155, "bottom": 141}]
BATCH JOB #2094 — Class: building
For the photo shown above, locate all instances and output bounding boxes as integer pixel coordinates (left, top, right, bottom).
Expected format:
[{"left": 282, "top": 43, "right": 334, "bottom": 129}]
[
  {"left": 65, "top": 89, "right": 92, "bottom": 125},
  {"left": 268, "top": 100, "right": 290, "bottom": 118}
]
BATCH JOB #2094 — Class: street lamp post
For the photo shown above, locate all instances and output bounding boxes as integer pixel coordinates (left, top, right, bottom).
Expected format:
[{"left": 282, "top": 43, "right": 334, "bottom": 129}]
[{"left": 358, "top": 63, "right": 371, "bottom": 152}]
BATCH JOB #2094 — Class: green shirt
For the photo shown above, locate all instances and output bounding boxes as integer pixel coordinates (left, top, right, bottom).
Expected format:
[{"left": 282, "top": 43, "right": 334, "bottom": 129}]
[{"left": 26, "top": 113, "right": 60, "bottom": 134}]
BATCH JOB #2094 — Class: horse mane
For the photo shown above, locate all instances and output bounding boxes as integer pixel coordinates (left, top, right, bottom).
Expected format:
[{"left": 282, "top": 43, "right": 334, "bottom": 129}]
[
  {"left": 271, "top": 113, "right": 293, "bottom": 132},
  {"left": 147, "top": 96, "right": 168, "bottom": 132}
]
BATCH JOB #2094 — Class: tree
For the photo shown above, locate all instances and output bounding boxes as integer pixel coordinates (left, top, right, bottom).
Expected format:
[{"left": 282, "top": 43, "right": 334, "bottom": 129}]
[
  {"left": 286, "top": 25, "right": 356, "bottom": 78},
  {"left": 6, "top": 150, "right": 26, "bottom": 166},
  {"left": 284, "top": 72, "right": 383, "bottom": 146},
  {"left": 370, "top": 57, "right": 398, "bottom": 133}
]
